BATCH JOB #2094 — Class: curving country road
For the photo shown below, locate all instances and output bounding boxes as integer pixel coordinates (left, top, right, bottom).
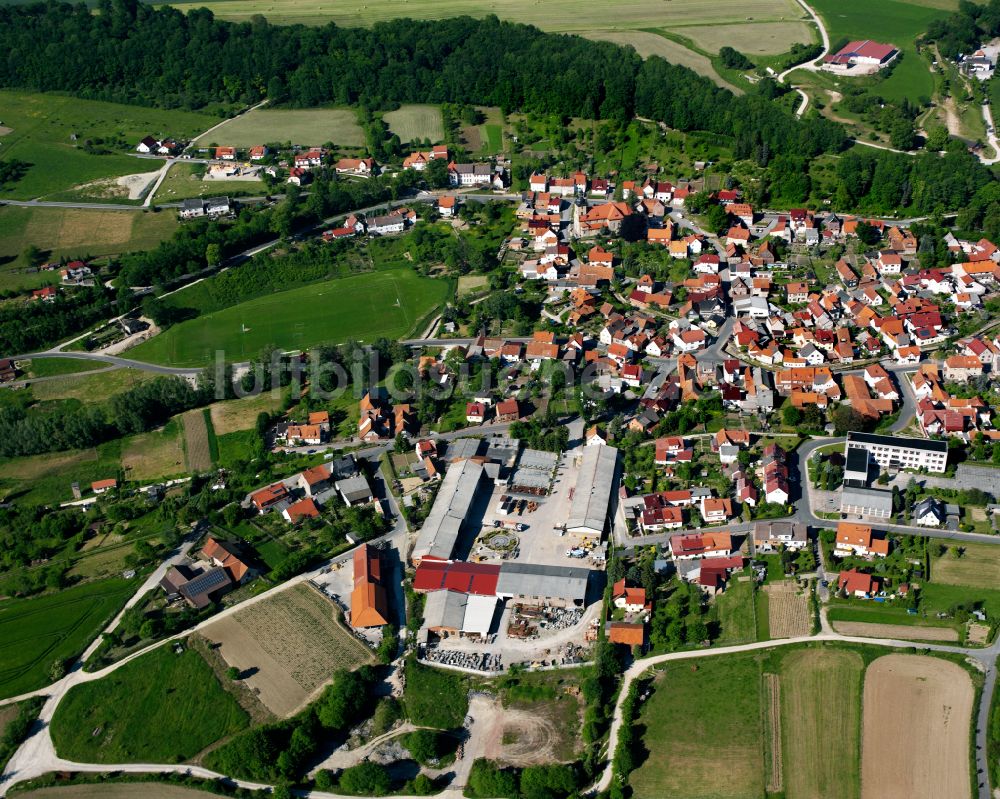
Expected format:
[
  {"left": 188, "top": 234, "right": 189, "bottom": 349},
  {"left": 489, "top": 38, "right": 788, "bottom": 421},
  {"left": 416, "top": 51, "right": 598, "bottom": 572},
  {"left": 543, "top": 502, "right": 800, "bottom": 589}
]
[{"left": 776, "top": 0, "right": 831, "bottom": 117}]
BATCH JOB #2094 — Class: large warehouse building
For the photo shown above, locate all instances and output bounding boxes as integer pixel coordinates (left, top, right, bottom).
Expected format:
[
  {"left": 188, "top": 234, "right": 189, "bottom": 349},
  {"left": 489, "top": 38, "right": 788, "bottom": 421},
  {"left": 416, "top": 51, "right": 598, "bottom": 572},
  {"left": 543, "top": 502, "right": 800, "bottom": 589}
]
[
  {"left": 566, "top": 445, "right": 619, "bottom": 541},
  {"left": 496, "top": 563, "right": 592, "bottom": 608},
  {"left": 410, "top": 459, "right": 496, "bottom": 564}
]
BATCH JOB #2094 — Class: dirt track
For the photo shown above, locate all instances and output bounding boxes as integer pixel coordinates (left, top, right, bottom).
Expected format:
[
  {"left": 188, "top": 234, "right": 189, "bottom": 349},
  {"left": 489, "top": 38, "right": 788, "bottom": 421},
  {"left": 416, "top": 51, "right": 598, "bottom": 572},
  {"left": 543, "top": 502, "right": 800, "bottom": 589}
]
[
  {"left": 832, "top": 621, "right": 958, "bottom": 642},
  {"left": 861, "top": 654, "right": 973, "bottom": 799}
]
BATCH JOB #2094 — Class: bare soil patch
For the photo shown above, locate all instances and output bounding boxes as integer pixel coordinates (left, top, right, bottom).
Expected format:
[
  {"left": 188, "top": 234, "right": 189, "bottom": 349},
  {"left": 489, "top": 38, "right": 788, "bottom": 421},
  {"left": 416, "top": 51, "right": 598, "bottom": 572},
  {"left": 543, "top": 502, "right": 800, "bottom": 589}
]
[
  {"left": 764, "top": 581, "right": 811, "bottom": 638},
  {"left": 832, "top": 621, "right": 959, "bottom": 642},
  {"left": 0, "top": 126, "right": 13, "bottom": 136},
  {"left": 861, "top": 654, "right": 973, "bottom": 799},
  {"left": 116, "top": 171, "right": 160, "bottom": 200},
  {"left": 200, "top": 583, "right": 374, "bottom": 717},
  {"left": 968, "top": 622, "right": 990, "bottom": 645},
  {"left": 181, "top": 409, "right": 213, "bottom": 472}
]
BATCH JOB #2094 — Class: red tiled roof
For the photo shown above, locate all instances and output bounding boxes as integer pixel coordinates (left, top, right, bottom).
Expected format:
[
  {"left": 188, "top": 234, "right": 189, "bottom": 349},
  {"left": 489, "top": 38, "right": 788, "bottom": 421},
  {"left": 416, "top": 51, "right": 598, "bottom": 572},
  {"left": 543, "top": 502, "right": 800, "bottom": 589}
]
[{"left": 413, "top": 560, "right": 501, "bottom": 595}]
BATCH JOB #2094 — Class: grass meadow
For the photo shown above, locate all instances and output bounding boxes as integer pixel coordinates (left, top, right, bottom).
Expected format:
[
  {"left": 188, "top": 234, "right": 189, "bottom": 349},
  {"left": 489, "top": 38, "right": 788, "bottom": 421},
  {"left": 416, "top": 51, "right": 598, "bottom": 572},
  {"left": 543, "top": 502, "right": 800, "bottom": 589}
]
[
  {"left": 25, "top": 358, "right": 107, "bottom": 379},
  {"left": 197, "top": 106, "right": 365, "bottom": 148},
  {"left": 0, "top": 579, "right": 134, "bottom": 699},
  {"left": 128, "top": 267, "right": 451, "bottom": 367},
  {"left": 0, "top": 207, "right": 178, "bottom": 292},
  {"left": 151, "top": 162, "right": 263, "bottom": 203},
  {"left": 383, "top": 105, "right": 444, "bottom": 144},
  {"left": 630, "top": 651, "right": 765, "bottom": 799},
  {"left": 51, "top": 644, "right": 248, "bottom": 763},
  {"left": 0, "top": 91, "right": 214, "bottom": 200}
]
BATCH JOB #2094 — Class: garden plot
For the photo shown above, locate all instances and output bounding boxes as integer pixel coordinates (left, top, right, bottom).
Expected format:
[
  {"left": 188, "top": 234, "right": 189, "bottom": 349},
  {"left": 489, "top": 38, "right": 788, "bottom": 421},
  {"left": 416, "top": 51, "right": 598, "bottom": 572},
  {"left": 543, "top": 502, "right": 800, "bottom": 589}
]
[
  {"left": 200, "top": 583, "right": 373, "bottom": 716},
  {"left": 764, "top": 581, "right": 811, "bottom": 638}
]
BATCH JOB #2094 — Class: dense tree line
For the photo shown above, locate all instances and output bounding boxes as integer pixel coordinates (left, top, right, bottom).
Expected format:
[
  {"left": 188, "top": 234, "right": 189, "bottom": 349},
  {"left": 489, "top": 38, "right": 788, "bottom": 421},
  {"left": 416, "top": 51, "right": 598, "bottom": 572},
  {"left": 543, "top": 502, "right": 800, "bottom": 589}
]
[
  {"left": 0, "top": 286, "right": 113, "bottom": 354},
  {"left": 205, "top": 667, "right": 376, "bottom": 782},
  {"left": 926, "top": 0, "right": 1000, "bottom": 60},
  {"left": 0, "top": 375, "right": 204, "bottom": 457},
  {"left": 0, "top": 2, "right": 844, "bottom": 164}
]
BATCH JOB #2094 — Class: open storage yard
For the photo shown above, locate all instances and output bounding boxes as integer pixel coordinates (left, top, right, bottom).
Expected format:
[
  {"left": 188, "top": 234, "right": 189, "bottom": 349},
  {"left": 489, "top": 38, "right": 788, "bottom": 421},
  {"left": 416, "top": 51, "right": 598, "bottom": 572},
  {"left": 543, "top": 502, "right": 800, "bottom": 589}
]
[
  {"left": 0, "top": 578, "right": 134, "bottom": 699},
  {"left": 128, "top": 267, "right": 450, "bottom": 368},
  {"left": 200, "top": 583, "right": 374, "bottom": 717},
  {"left": 860, "top": 654, "right": 973, "bottom": 799},
  {"left": 195, "top": 107, "right": 365, "bottom": 148}
]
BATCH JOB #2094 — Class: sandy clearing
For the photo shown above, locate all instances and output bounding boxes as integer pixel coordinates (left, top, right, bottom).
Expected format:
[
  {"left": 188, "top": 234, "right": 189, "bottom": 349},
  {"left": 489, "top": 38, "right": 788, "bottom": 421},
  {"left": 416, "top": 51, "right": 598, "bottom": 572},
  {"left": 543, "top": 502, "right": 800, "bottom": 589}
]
[
  {"left": 832, "top": 621, "right": 959, "bottom": 642},
  {"left": 0, "top": 126, "right": 13, "bottom": 136},
  {"left": 479, "top": 699, "right": 566, "bottom": 767},
  {"left": 116, "top": 170, "right": 161, "bottom": 200},
  {"left": 861, "top": 654, "right": 973, "bottom": 799}
]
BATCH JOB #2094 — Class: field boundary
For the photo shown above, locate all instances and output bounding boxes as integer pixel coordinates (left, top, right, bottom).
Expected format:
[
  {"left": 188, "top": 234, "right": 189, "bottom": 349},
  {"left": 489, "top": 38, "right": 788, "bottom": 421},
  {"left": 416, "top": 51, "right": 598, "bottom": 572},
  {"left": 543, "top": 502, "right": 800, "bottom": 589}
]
[{"left": 764, "top": 672, "right": 782, "bottom": 793}]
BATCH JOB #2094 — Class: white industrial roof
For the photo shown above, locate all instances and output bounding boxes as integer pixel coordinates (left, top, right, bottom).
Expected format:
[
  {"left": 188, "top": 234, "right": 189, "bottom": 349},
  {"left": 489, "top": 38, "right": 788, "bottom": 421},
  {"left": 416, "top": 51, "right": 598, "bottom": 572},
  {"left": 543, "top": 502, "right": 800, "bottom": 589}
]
[
  {"left": 566, "top": 445, "right": 618, "bottom": 534},
  {"left": 412, "top": 459, "right": 486, "bottom": 562}
]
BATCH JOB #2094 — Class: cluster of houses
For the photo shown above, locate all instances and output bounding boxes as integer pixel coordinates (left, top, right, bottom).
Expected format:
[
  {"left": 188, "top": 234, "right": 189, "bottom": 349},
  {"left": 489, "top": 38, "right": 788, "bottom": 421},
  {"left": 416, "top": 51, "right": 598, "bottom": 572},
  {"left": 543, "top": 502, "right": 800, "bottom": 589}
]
[
  {"left": 322, "top": 207, "right": 418, "bottom": 240},
  {"left": 136, "top": 135, "right": 183, "bottom": 155},
  {"left": 160, "top": 535, "right": 256, "bottom": 608},
  {"left": 247, "top": 452, "right": 376, "bottom": 524},
  {"left": 359, "top": 390, "right": 417, "bottom": 443},
  {"left": 911, "top": 362, "right": 994, "bottom": 440}
]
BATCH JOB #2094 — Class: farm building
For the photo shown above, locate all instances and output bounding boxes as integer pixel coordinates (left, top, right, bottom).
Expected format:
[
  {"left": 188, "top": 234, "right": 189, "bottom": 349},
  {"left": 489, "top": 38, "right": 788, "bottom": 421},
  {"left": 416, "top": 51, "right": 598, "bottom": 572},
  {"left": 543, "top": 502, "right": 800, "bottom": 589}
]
[
  {"left": 202, "top": 537, "right": 254, "bottom": 583},
  {"left": 160, "top": 564, "right": 233, "bottom": 609},
  {"left": 351, "top": 544, "right": 390, "bottom": 628},
  {"left": 823, "top": 40, "right": 899, "bottom": 72},
  {"left": 607, "top": 621, "right": 645, "bottom": 647},
  {"left": 495, "top": 563, "right": 591, "bottom": 608},
  {"left": 565, "top": 445, "right": 619, "bottom": 541}
]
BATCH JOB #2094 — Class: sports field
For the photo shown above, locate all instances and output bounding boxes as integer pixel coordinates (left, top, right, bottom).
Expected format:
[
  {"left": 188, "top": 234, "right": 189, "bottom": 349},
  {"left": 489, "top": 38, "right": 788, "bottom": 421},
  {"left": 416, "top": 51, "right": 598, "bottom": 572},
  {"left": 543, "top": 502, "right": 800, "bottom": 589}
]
[
  {"left": 196, "top": 106, "right": 364, "bottom": 148},
  {"left": 861, "top": 654, "right": 972, "bottom": 799},
  {"left": 630, "top": 652, "right": 765, "bottom": 798},
  {"left": 200, "top": 584, "right": 373, "bottom": 716},
  {"left": 165, "top": 0, "right": 804, "bottom": 33},
  {"left": 0, "top": 578, "right": 134, "bottom": 699},
  {"left": 128, "top": 267, "right": 451, "bottom": 367},
  {"left": 384, "top": 105, "right": 444, "bottom": 144},
  {"left": 0, "top": 90, "right": 215, "bottom": 200},
  {"left": 0, "top": 206, "right": 178, "bottom": 292},
  {"left": 780, "top": 648, "right": 863, "bottom": 799},
  {"left": 51, "top": 644, "right": 248, "bottom": 763}
]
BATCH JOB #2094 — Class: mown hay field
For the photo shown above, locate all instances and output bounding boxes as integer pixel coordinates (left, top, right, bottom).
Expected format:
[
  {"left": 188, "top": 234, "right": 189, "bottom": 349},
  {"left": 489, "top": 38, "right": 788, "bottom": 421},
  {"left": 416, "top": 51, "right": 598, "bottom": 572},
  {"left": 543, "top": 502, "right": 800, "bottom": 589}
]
[
  {"left": 384, "top": 105, "right": 444, "bottom": 143},
  {"left": 196, "top": 107, "right": 364, "bottom": 147}
]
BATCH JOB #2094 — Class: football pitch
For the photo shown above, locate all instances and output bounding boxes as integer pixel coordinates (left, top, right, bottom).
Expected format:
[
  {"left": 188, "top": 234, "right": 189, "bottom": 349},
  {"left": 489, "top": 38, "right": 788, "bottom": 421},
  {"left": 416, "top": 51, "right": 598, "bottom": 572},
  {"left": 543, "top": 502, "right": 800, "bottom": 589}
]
[{"left": 128, "top": 267, "right": 450, "bottom": 367}]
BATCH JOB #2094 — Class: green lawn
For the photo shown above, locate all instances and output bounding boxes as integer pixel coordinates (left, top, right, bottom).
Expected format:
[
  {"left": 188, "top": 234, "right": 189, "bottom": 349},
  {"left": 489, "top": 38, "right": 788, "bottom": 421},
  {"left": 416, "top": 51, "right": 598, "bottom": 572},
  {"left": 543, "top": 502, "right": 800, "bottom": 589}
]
[
  {"left": 0, "top": 579, "right": 134, "bottom": 699},
  {"left": 827, "top": 601, "right": 958, "bottom": 629},
  {"left": 807, "top": 0, "right": 951, "bottom": 103},
  {"left": 51, "top": 644, "right": 248, "bottom": 763},
  {"left": 25, "top": 358, "right": 107, "bottom": 379},
  {"left": 630, "top": 652, "right": 765, "bottom": 798},
  {"left": 128, "top": 267, "right": 451, "bottom": 367},
  {"left": 0, "top": 90, "right": 215, "bottom": 200},
  {"left": 403, "top": 656, "right": 469, "bottom": 730},
  {"left": 714, "top": 576, "right": 757, "bottom": 643},
  {"left": 151, "top": 162, "right": 263, "bottom": 203}
]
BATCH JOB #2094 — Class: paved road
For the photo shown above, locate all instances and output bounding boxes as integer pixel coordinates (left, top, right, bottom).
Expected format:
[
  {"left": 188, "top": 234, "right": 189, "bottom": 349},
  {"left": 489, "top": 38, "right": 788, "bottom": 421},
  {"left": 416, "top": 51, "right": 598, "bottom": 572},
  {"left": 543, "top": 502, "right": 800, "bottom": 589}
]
[{"left": 776, "top": 0, "right": 830, "bottom": 117}]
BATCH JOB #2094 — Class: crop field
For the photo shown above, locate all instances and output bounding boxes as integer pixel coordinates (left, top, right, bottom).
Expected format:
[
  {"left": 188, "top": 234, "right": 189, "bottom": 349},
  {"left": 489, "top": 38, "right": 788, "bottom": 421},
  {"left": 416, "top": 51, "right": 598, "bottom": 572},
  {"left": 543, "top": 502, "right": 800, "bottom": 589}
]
[
  {"left": 764, "top": 581, "right": 811, "bottom": 638},
  {"left": 151, "top": 162, "right": 262, "bottom": 203},
  {"left": 383, "top": 105, "right": 445, "bottom": 144},
  {"left": 781, "top": 648, "right": 863, "bottom": 799},
  {"left": 0, "top": 207, "right": 178, "bottom": 292},
  {"left": 630, "top": 651, "right": 764, "bottom": 798},
  {"left": 807, "top": 0, "right": 952, "bottom": 103},
  {"left": 209, "top": 390, "right": 286, "bottom": 435},
  {"left": 832, "top": 619, "right": 959, "bottom": 641},
  {"left": 165, "top": 0, "right": 804, "bottom": 33},
  {"left": 180, "top": 409, "right": 213, "bottom": 472},
  {"left": 676, "top": 21, "right": 814, "bottom": 55},
  {"left": 51, "top": 644, "right": 248, "bottom": 763},
  {"left": 200, "top": 584, "right": 373, "bottom": 717},
  {"left": 861, "top": 654, "right": 972, "bottom": 799},
  {"left": 120, "top": 420, "right": 186, "bottom": 481},
  {"left": 0, "top": 579, "right": 133, "bottom": 699},
  {"left": 581, "top": 31, "right": 740, "bottom": 92},
  {"left": 128, "top": 267, "right": 451, "bottom": 367},
  {"left": 0, "top": 90, "right": 215, "bottom": 201},
  {"left": 197, "top": 107, "right": 364, "bottom": 148},
  {"left": 933, "top": 542, "right": 1000, "bottom": 590}
]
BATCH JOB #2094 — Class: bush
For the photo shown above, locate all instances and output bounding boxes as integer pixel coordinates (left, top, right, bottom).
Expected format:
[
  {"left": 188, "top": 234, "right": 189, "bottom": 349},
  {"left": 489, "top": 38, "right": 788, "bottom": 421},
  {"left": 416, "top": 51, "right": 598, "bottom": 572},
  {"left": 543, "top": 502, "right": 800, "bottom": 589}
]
[{"left": 338, "top": 761, "right": 391, "bottom": 795}]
